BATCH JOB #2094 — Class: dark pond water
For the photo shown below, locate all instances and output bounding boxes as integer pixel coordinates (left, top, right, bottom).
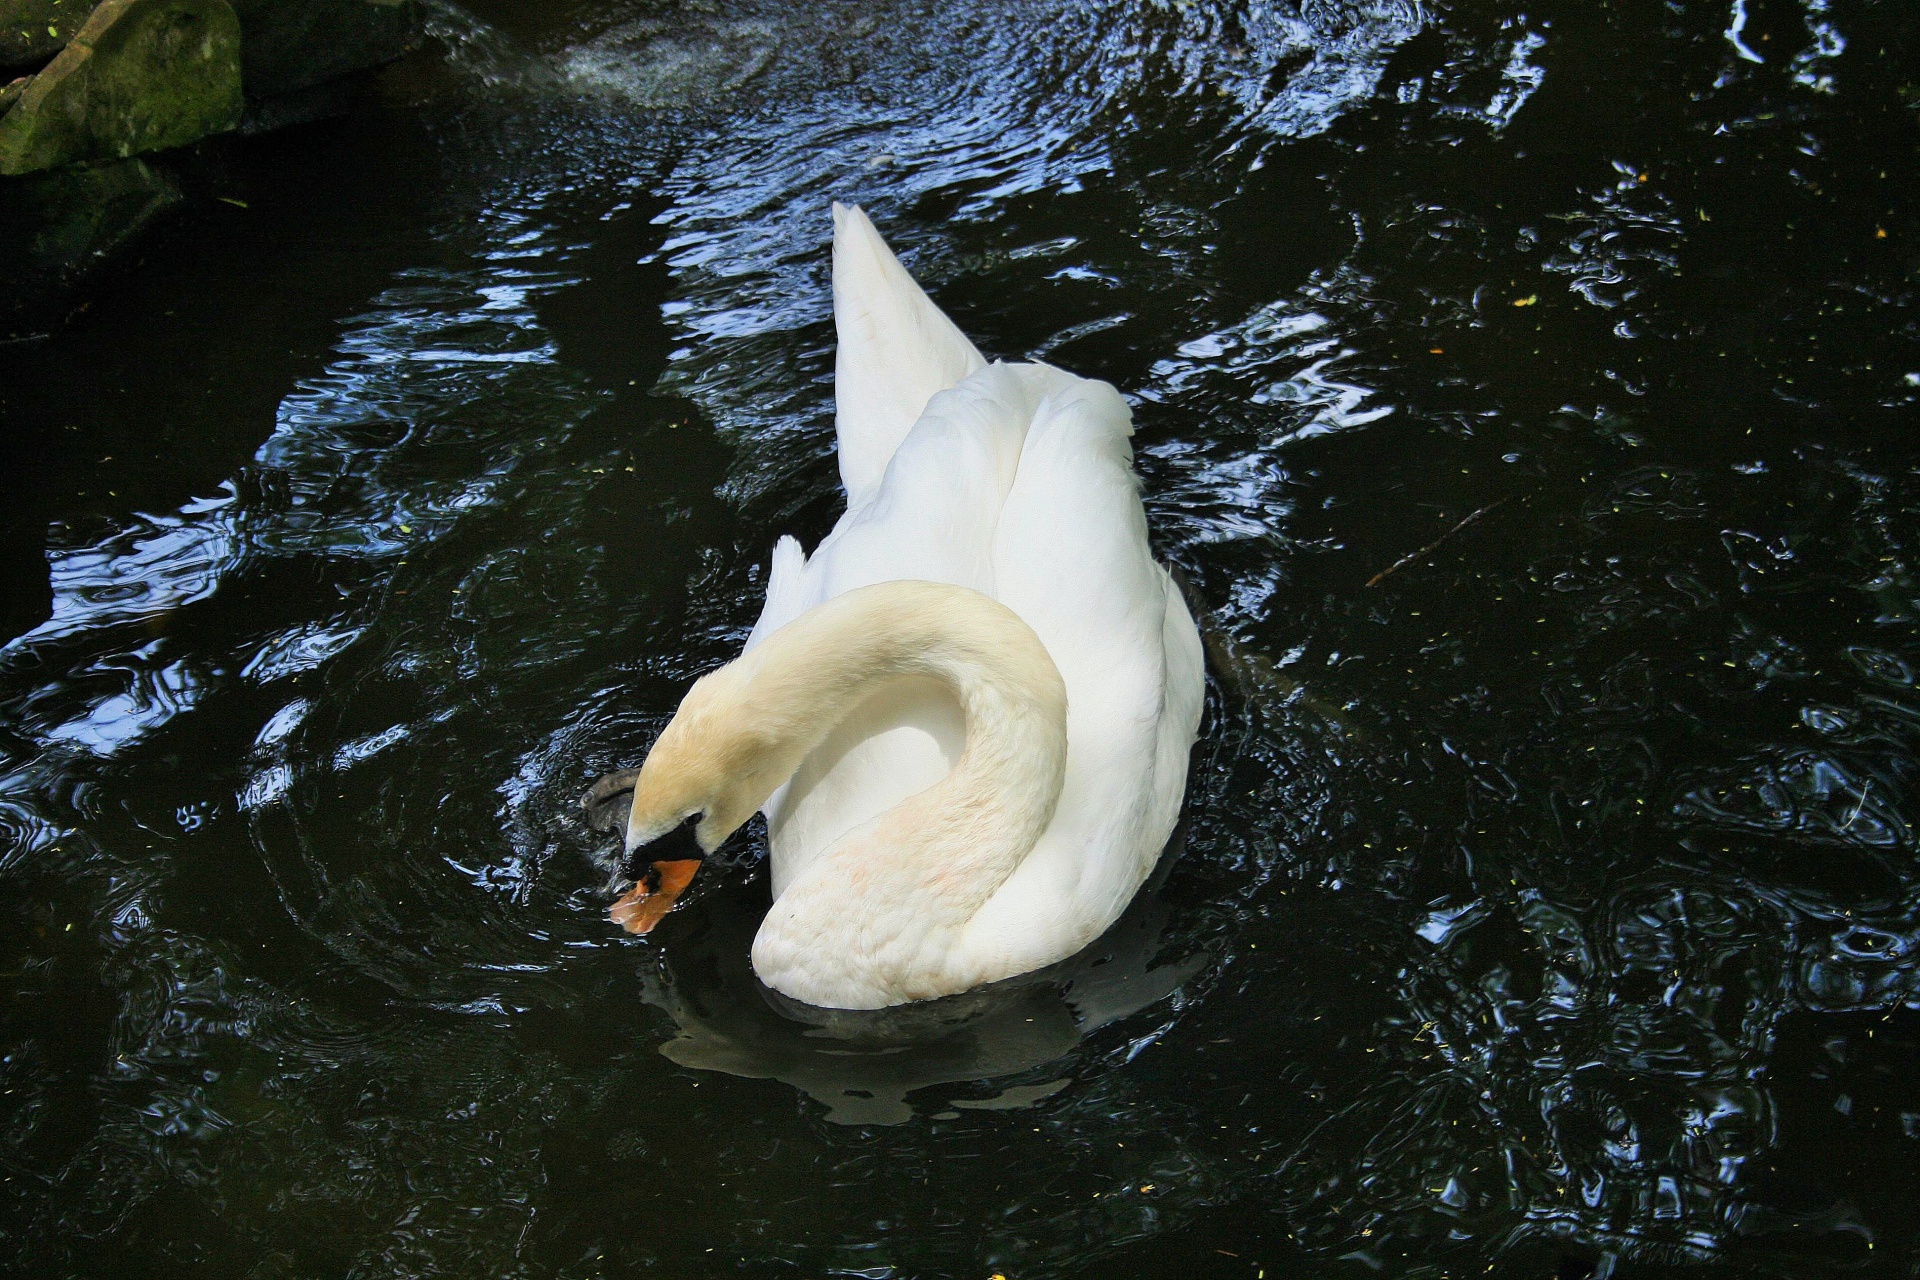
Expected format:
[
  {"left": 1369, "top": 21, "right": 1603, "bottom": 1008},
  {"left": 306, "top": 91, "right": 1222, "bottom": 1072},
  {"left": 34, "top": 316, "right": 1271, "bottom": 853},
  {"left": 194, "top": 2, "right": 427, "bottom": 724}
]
[{"left": 3, "top": 0, "right": 1918, "bottom": 1276}]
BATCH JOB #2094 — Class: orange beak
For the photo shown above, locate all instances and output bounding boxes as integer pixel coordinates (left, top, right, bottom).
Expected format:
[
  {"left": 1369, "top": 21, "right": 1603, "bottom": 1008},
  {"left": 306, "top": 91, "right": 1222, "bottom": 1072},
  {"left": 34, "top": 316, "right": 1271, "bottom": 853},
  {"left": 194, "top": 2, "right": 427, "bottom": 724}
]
[{"left": 609, "top": 859, "right": 702, "bottom": 934}]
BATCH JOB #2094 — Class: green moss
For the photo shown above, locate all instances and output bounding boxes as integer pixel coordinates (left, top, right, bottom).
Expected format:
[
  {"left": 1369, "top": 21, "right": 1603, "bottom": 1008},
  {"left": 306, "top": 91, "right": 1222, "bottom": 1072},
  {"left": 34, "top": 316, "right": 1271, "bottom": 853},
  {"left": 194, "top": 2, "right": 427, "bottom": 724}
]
[{"left": 1, "top": 0, "right": 87, "bottom": 69}]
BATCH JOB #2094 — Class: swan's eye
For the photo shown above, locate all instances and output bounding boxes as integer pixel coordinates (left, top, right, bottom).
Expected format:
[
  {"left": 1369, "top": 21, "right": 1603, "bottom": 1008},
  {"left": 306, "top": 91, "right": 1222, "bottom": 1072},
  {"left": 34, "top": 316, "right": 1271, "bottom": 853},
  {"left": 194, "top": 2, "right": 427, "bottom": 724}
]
[{"left": 630, "top": 814, "right": 706, "bottom": 874}]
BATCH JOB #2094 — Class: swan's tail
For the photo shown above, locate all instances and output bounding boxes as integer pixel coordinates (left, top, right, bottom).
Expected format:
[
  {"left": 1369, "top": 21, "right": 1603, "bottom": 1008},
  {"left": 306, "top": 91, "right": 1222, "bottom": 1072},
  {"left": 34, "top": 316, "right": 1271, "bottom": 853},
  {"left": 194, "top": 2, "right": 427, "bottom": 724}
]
[{"left": 832, "top": 203, "right": 986, "bottom": 506}]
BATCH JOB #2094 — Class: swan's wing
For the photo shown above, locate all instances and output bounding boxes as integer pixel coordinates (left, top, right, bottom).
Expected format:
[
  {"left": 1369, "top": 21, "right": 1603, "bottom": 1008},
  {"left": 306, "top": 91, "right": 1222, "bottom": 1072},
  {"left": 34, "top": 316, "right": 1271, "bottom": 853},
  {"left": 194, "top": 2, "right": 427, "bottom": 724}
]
[
  {"left": 966, "top": 372, "right": 1199, "bottom": 973},
  {"left": 832, "top": 203, "right": 986, "bottom": 506},
  {"left": 752, "top": 363, "right": 1065, "bottom": 892},
  {"left": 1150, "top": 564, "right": 1206, "bottom": 835},
  {"left": 748, "top": 363, "right": 1063, "bottom": 642}
]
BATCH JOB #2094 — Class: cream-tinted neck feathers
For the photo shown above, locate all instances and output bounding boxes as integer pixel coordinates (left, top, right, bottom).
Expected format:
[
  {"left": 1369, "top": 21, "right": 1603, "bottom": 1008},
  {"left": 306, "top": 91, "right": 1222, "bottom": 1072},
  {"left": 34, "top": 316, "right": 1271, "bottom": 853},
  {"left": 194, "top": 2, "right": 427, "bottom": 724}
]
[{"left": 623, "top": 580, "right": 1069, "bottom": 1007}]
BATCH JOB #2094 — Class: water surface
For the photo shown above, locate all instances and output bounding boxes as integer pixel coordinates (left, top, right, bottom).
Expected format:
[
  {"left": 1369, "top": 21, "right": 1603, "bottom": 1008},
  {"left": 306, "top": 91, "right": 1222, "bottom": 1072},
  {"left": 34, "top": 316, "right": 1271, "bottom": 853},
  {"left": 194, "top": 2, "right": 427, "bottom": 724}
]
[{"left": 2, "top": 1, "right": 1918, "bottom": 1276}]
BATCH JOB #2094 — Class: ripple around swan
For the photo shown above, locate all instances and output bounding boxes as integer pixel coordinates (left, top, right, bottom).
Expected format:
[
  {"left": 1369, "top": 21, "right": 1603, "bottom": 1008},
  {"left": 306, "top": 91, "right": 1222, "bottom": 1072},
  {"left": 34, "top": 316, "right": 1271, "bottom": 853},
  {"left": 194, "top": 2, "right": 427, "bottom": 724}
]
[{"left": 3, "top": 0, "right": 1920, "bottom": 1277}]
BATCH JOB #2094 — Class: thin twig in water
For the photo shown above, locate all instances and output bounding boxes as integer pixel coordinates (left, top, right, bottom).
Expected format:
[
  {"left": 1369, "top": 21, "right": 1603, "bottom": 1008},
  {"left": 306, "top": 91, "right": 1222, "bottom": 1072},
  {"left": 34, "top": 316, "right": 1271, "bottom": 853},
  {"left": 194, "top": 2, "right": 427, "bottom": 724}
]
[
  {"left": 1365, "top": 497, "right": 1512, "bottom": 588},
  {"left": 1843, "top": 780, "right": 1871, "bottom": 832}
]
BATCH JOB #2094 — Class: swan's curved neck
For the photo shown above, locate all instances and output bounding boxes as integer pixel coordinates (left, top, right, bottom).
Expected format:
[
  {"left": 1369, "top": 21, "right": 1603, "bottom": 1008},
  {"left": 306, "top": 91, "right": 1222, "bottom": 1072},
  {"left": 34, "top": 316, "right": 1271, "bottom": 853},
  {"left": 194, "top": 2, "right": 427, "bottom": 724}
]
[{"left": 625, "top": 580, "right": 1068, "bottom": 1002}]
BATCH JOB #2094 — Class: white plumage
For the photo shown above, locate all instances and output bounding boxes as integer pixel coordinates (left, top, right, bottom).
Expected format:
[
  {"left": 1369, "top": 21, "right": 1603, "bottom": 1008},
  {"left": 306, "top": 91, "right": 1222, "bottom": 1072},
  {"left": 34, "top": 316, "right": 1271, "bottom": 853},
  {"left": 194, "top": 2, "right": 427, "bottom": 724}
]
[{"left": 621, "top": 203, "right": 1203, "bottom": 1008}]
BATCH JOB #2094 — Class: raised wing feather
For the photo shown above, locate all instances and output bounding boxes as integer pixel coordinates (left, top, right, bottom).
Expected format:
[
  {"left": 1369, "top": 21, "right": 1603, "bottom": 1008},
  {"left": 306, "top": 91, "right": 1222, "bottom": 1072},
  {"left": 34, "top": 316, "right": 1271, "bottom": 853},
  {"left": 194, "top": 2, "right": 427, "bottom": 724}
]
[{"left": 832, "top": 203, "right": 986, "bottom": 506}]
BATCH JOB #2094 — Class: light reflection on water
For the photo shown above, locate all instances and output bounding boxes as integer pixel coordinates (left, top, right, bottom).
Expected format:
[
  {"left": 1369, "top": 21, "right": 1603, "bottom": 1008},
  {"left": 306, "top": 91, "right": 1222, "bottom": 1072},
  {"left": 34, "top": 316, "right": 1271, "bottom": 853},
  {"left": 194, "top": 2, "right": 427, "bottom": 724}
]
[{"left": 2, "top": 0, "right": 1918, "bottom": 1276}]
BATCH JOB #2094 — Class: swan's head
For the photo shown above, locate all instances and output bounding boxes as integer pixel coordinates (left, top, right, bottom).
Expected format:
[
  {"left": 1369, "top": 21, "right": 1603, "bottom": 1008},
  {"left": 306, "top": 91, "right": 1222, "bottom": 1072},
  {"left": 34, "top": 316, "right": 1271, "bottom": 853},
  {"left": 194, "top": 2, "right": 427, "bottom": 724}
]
[{"left": 622, "top": 662, "right": 793, "bottom": 858}]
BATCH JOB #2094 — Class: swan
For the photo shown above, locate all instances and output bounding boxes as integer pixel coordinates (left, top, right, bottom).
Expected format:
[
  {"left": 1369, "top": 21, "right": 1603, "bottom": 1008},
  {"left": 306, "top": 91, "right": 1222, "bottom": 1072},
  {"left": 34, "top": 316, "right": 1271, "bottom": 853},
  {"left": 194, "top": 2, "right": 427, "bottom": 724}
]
[{"left": 609, "top": 203, "right": 1204, "bottom": 1010}]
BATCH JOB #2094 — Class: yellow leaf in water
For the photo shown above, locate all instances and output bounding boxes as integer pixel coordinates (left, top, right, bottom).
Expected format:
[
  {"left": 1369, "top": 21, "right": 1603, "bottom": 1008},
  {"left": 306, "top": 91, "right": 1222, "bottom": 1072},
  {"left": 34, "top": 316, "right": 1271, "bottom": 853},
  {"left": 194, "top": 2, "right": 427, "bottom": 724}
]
[{"left": 1513, "top": 295, "right": 1538, "bottom": 307}]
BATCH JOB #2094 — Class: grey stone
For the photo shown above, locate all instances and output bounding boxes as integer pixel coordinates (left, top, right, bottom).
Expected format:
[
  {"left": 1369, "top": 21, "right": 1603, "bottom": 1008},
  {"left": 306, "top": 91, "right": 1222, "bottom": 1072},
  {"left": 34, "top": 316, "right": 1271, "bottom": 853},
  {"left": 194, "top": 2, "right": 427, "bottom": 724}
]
[
  {"left": 237, "top": 66, "right": 362, "bottom": 136},
  {"left": 0, "top": 0, "right": 244, "bottom": 175},
  {"left": 228, "top": 0, "right": 421, "bottom": 102},
  {"left": 0, "top": 0, "right": 88, "bottom": 71}
]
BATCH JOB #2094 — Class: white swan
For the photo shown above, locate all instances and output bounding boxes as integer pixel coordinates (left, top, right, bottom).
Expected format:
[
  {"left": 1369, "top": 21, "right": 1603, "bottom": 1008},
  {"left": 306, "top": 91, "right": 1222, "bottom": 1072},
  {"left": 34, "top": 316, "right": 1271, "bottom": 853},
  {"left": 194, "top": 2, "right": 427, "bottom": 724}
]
[{"left": 616, "top": 203, "right": 1204, "bottom": 1009}]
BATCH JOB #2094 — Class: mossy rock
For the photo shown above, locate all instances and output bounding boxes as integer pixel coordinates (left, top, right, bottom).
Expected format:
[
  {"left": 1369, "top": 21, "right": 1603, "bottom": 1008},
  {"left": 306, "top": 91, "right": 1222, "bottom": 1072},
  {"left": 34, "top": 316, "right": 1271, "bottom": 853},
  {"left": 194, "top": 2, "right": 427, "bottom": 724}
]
[
  {"left": 0, "top": 153, "right": 181, "bottom": 328},
  {"left": 0, "top": 0, "right": 88, "bottom": 70},
  {"left": 0, "top": 0, "right": 242, "bottom": 175}
]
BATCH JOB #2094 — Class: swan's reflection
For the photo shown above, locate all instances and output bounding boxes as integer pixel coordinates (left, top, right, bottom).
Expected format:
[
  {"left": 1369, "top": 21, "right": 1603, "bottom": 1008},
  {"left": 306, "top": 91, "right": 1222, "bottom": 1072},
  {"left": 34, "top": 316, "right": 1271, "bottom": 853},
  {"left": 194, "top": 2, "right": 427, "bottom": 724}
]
[{"left": 631, "top": 838, "right": 1204, "bottom": 1124}]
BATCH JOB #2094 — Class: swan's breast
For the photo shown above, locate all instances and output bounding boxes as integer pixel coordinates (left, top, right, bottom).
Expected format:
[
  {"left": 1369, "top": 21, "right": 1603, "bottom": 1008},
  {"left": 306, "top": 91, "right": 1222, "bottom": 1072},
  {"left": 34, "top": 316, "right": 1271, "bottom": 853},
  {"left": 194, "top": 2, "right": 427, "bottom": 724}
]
[{"left": 764, "top": 675, "right": 964, "bottom": 896}]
